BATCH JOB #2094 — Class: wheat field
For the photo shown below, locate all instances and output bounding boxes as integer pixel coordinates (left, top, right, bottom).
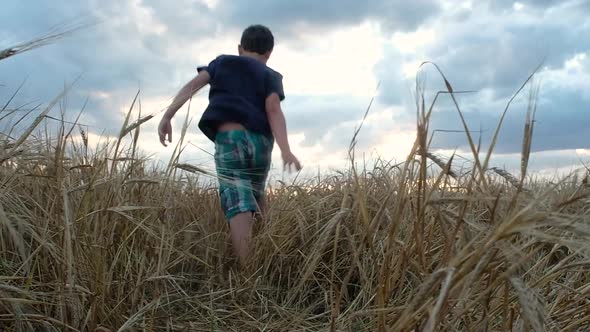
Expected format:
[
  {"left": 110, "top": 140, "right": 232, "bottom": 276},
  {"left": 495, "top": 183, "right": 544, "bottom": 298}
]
[{"left": 1, "top": 34, "right": 590, "bottom": 332}]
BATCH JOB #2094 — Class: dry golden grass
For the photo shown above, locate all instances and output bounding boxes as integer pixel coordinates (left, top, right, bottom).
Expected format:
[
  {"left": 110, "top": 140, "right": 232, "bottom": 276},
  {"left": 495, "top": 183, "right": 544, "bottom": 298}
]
[{"left": 1, "top": 38, "right": 590, "bottom": 332}]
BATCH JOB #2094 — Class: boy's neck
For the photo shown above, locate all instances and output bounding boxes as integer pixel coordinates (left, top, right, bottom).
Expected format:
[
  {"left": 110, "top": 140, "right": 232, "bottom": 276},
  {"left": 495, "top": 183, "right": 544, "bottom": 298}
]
[{"left": 239, "top": 51, "right": 269, "bottom": 64}]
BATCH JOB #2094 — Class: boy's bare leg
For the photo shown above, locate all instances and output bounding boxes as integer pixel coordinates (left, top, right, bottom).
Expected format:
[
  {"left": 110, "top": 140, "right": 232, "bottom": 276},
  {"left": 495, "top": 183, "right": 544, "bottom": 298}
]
[{"left": 229, "top": 212, "right": 254, "bottom": 265}]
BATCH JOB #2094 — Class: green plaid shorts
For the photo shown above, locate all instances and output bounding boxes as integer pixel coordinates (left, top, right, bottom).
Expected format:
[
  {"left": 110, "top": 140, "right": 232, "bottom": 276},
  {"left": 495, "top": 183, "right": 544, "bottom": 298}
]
[{"left": 214, "top": 130, "right": 273, "bottom": 220}]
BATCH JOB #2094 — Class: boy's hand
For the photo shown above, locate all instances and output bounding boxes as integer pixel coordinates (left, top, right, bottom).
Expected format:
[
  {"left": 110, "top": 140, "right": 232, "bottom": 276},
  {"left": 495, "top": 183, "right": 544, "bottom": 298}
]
[
  {"left": 282, "top": 151, "right": 302, "bottom": 173},
  {"left": 158, "top": 116, "right": 172, "bottom": 147}
]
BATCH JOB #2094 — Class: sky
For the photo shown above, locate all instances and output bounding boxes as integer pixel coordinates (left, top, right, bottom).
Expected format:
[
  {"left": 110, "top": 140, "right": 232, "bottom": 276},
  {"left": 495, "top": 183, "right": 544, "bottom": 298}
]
[{"left": 1, "top": 0, "right": 589, "bottom": 182}]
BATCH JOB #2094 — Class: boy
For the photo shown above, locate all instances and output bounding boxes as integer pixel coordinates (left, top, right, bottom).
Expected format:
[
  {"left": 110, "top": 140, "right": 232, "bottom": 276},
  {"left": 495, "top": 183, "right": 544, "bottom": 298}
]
[{"left": 158, "top": 24, "right": 301, "bottom": 265}]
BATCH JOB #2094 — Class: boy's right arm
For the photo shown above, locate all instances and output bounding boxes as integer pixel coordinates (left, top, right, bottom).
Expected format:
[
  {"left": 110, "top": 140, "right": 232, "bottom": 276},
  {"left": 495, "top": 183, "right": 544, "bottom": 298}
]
[
  {"left": 159, "top": 71, "right": 210, "bottom": 146},
  {"left": 265, "top": 93, "right": 301, "bottom": 172}
]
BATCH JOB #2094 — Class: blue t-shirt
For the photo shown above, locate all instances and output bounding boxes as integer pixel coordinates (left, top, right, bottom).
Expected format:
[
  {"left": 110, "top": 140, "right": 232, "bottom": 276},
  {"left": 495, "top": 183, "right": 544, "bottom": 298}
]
[{"left": 196, "top": 54, "right": 285, "bottom": 142}]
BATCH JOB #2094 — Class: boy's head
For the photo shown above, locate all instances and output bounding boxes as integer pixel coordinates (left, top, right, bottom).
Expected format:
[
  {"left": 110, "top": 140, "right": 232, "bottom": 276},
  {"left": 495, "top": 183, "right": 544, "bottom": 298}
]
[{"left": 238, "top": 25, "right": 274, "bottom": 60}]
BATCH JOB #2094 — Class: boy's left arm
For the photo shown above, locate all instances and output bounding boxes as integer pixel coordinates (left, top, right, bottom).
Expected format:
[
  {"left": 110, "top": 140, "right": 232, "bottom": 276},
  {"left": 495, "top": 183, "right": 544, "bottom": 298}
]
[{"left": 158, "top": 71, "right": 210, "bottom": 146}]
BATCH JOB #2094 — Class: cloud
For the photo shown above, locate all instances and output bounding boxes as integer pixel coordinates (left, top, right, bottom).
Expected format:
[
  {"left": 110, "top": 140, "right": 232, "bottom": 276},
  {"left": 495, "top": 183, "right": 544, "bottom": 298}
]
[
  {"left": 2, "top": 0, "right": 588, "bottom": 176},
  {"left": 374, "top": 0, "right": 590, "bottom": 154},
  {"left": 282, "top": 94, "right": 373, "bottom": 146},
  {"left": 412, "top": 54, "right": 590, "bottom": 154},
  {"left": 426, "top": 90, "right": 590, "bottom": 154},
  {"left": 1, "top": 0, "right": 222, "bottom": 135},
  {"left": 213, "top": 0, "right": 441, "bottom": 38},
  {"left": 389, "top": 0, "right": 590, "bottom": 96},
  {"left": 488, "top": 0, "right": 589, "bottom": 12}
]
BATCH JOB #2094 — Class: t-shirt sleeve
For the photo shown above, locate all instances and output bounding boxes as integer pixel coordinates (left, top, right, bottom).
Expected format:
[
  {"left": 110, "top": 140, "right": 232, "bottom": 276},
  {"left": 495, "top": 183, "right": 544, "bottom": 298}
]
[
  {"left": 197, "top": 56, "right": 219, "bottom": 78},
  {"left": 265, "top": 70, "right": 285, "bottom": 101}
]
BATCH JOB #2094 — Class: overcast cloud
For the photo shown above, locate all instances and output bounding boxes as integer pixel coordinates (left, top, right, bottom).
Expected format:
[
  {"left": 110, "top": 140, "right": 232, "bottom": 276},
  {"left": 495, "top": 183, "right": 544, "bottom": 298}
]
[{"left": 1, "top": 0, "right": 588, "bottom": 176}]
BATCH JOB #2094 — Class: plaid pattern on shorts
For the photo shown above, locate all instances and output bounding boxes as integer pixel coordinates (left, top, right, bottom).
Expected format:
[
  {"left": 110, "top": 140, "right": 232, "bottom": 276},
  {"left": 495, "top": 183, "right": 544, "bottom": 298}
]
[{"left": 214, "top": 130, "right": 273, "bottom": 220}]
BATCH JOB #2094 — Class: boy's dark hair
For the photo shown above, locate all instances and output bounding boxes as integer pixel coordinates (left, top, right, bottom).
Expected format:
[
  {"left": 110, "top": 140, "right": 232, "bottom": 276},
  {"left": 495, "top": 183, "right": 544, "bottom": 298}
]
[{"left": 240, "top": 25, "right": 274, "bottom": 55}]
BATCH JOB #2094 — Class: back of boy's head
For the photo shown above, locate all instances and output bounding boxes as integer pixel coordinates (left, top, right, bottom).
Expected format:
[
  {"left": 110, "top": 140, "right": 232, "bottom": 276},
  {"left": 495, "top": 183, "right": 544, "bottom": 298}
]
[{"left": 240, "top": 25, "right": 274, "bottom": 55}]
